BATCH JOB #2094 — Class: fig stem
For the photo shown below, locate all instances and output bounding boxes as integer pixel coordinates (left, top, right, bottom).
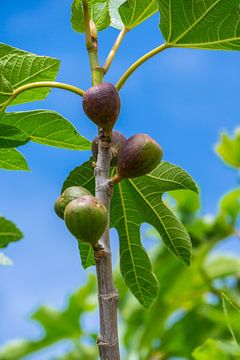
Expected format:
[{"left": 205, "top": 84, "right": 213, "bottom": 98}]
[
  {"left": 1, "top": 81, "right": 85, "bottom": 111},
  {"left": 83, "top": 2, "right": 121, "bottom": 359},
  {"left": 115, "top": 42, "right": 171, "bottom": 90},
  {"left": 82, "top": 0, "right": 103, "bottom": 85},
  {"left": 103, "top": 27, "right": 129, "bottom": 74}
]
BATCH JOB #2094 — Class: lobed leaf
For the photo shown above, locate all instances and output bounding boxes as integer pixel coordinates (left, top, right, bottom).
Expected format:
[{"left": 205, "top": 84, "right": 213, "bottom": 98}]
[
  {"left": 158, "top": 0, "right": 240, "bottom": 50},
  {"left": 0, "top": 110, "right": 91, "bottom": 150},
  {"left": 0, "top": 43, "right": 60, "bottom": 107},
  {"left": 62, "top": 159, "right": 197, "bottom": 308},
  {"left": 0, "top": 148, "right": 29, "bottom": 171},
  {"left": 0, "top": 216, "right": 23, "bottom": 248}
]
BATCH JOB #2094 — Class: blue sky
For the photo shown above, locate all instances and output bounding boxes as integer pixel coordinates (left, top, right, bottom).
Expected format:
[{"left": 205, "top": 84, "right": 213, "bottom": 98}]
[{"left": 1, "top": 0, "right": 240, "bottom": 358}]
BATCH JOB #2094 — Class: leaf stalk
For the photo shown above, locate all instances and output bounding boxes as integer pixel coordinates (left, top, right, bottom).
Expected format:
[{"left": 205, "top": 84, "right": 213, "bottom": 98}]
[{"left": 116, "top": 43, "right": 170, "bottom": 90}]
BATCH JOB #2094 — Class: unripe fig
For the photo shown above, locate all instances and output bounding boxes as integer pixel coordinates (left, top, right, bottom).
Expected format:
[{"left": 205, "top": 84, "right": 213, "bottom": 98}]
[
  {"left": 64, "top": 195, "right": 108, "bottom": 245},
  {"left": 117, "top": 134, "right": 163, "bottom": 178},
  {"left": 54, "top": 186, "right": 91, "bottom": 219},
  {"left": 82, "top": 83, "right": 121, "bottom": 132},
  {"left": 92, "top": 131, "right": 127, "bottom": 165}
]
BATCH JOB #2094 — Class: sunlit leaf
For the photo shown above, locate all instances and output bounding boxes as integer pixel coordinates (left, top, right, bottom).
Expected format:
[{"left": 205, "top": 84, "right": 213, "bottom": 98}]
[
  {"left": 0, "top": 43, "right": 60, "bottom": 107},
  {"left": 0, "top": 110, "right": 91, "bottom": 150},
  {"left": 158, "top": 0, "right": 240, "bottom": 50},
  {"left": 119, "top": 0, "right": 158, "bottom": 29},
  {"left": 0, "top": 148, "right": 29, "bottom": 171}
]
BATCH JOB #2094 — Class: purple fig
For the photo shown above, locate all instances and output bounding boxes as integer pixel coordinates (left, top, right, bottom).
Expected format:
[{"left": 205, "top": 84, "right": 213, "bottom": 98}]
[
  {"left": 82, "top": 83, "right": 121, "bottom": 133},
  {"left": 92, "top": 130, "right": 127, "bottom": 165},
  {"left": 117, "top": 134, "right": 163, "bottom": 179}
]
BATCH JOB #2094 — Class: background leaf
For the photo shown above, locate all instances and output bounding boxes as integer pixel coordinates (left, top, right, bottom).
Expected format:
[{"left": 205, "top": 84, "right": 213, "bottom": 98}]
[
  {"left": 0, "top": 124, "right": 29, "bottom": 148},
  {"left": 0, "top": 110, "right": 91, "bottom": 150},
  {"left": 222, "top": 293, "right": 240, "bottom": 345},
  {"left": 158, "top": 0, "right": 240, "bottom": 50},
  {"left": 0, "top": 253, "right": 13, "bottom": 266},
  {"left": 192, "top": 339, "right": 240, "bottom": 360},
  {"left": 0, "top": 43, "right": 60, "bottom": 107},
  {"left": 0, "top": 216, "right": 23, "bottom": 248},
  {"left": 215, "top": 129, "right": 240, "bottom": 169},
  {"left": 0, "top": 148, "right": 29, "bottom": 171},
  {"left": 71, "top": 0, "right": 110, "bottom": 33}
]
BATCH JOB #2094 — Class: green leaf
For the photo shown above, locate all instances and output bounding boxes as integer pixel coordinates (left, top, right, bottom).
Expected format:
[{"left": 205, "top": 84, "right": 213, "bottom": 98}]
[
  {"left": 71, "top": 0, "right": 110, "bottom": 33},
  {"left": 0, "top": 275, "right": 96, "bottom": 360},
  {"left": 0, "top": 110, "right": 91, "bottom": 150},
  {"left": 119, "top": 0, "right": 158, "bottom": 29},
  {"left": 192, "top": 339, "right": 240, "bottom": 360},
  {"left": 0, "top": 124, "right": 30, "bottom": 148},
  {"left": 205, "top": 256, "right": 240, "bottom": 279},
  {"left": 0, "top": 216, "right": 23, "bottom": 248},
  {"left": 78, "top": 241, "right": 95, "bottom": 269},
  {"left": 158, "top": 0, "right": 240, "bottom": 50},
  {"left": 62, "top": 159, "right": 197, "bottom": 308},
  {"left": 0, "top": 253, "right": 13, "bottom": 266},
  {"left": 0, "top": 43, "right": 60, "bottom": 107},
  {"left": 222, "top": 293, "right": 240, "bottom": 345},
  {"left": 0, "top": 148, "right": 29, "bottom": 171},
  {"left": 215, "top": 129, "right": 240, "bottom": 169},
  {"left": 218, "top": 188, "right": 240, "bottom": 226}
]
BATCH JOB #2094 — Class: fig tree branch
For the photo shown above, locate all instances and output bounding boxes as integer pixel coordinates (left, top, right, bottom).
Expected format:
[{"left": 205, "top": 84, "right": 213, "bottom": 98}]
[
  {"left": 1, "top": 81, "right": 85, "bottom": 111},
  {"left": 116, "top": 43, "right": 170, "bottom": 90},
  {"left": 103, "top": 27, "right": 129, "bottom": 74},
  {"left": 82, "top": 2, "right": 121, "bottom": 359}
]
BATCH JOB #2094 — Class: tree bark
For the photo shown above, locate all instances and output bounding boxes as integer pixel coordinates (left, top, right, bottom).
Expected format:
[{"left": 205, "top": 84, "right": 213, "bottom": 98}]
[{"left": 94, "top": 132, "right": 120, "bottom": 360}]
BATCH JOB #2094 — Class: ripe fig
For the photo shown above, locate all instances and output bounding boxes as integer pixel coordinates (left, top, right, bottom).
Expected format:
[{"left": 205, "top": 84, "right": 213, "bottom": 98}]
[
  {"left": 117, "top": 134, "right": 163, "bottom": 179},
  {"left": 82, "top": 82, "right": 121, "bottom": 132},
  {"left": 92, "top": 130, "right": 127, "bottom": 165},
  {"left": 54, "top": 186, "right": 91, "bottom": 219},
  {"left": 64, "top": 195, "right": 108, "bottom": 245}
]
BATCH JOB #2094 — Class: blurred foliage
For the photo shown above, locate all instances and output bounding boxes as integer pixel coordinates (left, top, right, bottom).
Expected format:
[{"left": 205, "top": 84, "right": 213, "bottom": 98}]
[{"left": 1, "top": 129, "right": 240, "bottom": 359}]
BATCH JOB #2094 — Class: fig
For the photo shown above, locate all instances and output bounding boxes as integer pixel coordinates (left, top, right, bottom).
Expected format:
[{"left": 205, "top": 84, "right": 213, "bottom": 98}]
[
  {"left": 64, "top": 195, "right": 108, "bottom": 245},
  {"left": 54, "top": 186, "right": 91, "bottom": 219},
  {"left": 92, "top": 130, "right": 127, "bottom": 165},
  {"left": 117, "top": 133, "right": 163, "bottom": 178},
  {"left": 82, "top": 82, "right": 121, "bottom": 132}
]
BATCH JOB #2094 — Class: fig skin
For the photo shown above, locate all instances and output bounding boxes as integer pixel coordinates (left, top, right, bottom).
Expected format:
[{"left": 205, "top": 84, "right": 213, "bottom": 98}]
[
  {"left": 54, "top": 186, "right": 91, "bottom": 219},
  {"left": 117, "top": 134, "right": 163, "bottom": 179},
  {"left": 92, "top": 131, "right": 127, "bottom": 166},
  {"left": 64, "top": 195, "right": 108, "bottom": 245},
  {"left": 82, "top": 83, "right": 121, "bottom": 133}
]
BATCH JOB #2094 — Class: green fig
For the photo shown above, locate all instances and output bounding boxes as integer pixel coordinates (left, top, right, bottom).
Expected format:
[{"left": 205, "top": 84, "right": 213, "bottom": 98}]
[
  {"left": 82, "top": 82, "right": 121, "bottom": 133},
  {"left": 64, "top": 195, "right": 108, "bottom": 245},
  {"left": 117, "top": 133, "right": 163, "bottom": 179},
  {"left": 91, "top": 130, "right": 127, "bottom": 166},
  {"left": 54, "top": 186, "right": 91, "bottom": 219}
]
